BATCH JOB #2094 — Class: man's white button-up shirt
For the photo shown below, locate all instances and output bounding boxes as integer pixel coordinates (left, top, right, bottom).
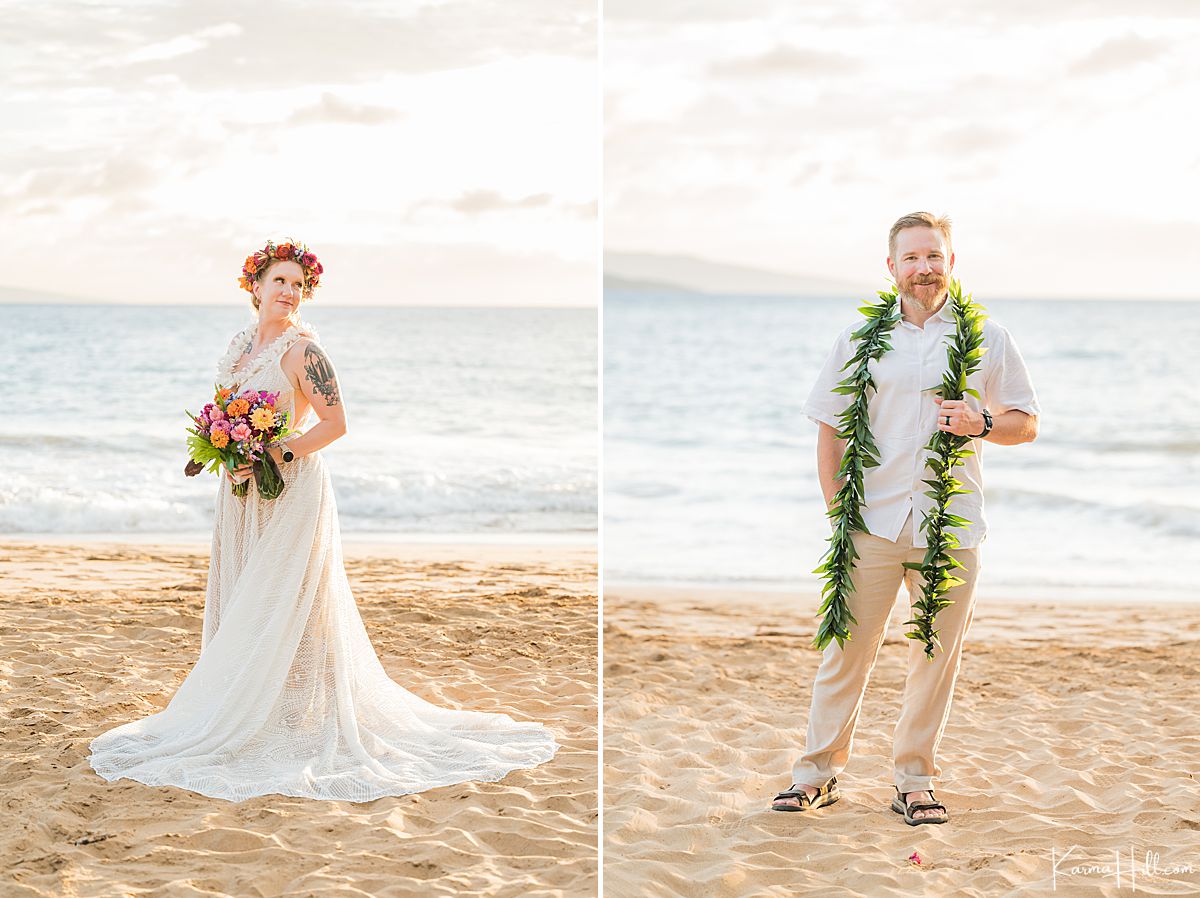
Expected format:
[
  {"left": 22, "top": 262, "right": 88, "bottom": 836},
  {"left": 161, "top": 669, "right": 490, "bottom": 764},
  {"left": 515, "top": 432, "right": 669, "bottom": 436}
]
[{"left": 802, "top": 300, "right": 1040, "bottom": 549}]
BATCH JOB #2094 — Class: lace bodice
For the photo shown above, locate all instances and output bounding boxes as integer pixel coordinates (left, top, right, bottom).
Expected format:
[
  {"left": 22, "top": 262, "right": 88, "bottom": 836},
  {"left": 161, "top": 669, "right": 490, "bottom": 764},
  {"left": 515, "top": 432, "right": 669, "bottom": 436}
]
[{"left": 216, "top": 318, "right": 321, "bottom": 431}]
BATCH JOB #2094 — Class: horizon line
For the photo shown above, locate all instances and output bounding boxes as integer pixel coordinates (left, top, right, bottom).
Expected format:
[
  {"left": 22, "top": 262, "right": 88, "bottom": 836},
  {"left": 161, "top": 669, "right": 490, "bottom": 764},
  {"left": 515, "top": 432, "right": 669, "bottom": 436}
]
[{"left": 602, "top": 287, "right": 1200, "bottom": 303}]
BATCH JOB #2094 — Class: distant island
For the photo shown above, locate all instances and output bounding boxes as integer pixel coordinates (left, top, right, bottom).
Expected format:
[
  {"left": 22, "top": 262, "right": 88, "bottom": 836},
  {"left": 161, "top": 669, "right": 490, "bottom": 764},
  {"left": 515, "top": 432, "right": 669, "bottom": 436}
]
[
  {"left": 604, "top": 251, "right": 871, "bottom": 298},
  {"left": 0, "top": 284, "right": 98, "bottom": 305}
]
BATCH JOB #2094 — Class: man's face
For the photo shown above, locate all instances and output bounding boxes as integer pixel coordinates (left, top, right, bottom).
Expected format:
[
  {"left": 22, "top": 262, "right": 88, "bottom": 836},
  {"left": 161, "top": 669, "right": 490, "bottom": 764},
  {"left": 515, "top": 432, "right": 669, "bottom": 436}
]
[{"left": 887, "top": 227, "right": 954, "bottom": 310}]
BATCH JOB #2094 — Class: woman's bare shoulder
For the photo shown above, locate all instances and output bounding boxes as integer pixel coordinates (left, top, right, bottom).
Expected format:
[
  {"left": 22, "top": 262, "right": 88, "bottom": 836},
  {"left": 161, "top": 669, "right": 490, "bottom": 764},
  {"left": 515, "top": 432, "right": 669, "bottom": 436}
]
[{"left": 281, "top": 334, "right": 328, "bottom": 368}]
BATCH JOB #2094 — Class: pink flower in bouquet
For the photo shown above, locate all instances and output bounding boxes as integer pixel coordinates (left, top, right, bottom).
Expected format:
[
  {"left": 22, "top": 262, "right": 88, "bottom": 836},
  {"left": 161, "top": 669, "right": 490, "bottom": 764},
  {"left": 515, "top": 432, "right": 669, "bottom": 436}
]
[
  {"left": 210, "top": 419, "right": 231, "bottom": 434},
  {"left": 196, "top": 412, "right": 210, "bottom": 427},
  {"left": 231, "top": 422, "right": 253, "bottom": 442},
  {"left": 240, "top": 390, "right": 259, "bottom": 402},
  {"left": 209, "top": 406, "right": 226, "bottom": 422}
]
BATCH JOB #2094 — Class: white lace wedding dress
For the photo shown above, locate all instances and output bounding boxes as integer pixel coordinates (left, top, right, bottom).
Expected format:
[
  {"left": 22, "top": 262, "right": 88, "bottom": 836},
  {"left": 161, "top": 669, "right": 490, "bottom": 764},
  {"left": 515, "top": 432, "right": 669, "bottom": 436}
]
[{"left": 88, "top": 319, "right": 559, "bottom": 802}]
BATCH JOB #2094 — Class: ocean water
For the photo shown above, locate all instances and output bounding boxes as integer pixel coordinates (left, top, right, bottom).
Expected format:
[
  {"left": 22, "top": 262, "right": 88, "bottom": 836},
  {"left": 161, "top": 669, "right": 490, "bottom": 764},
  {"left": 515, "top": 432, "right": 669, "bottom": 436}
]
[
  {"left": 604, "top": 290, "right": 1200, "bottom": 600},
  {"left": 2, "top": 304, "right": 596, "bottom": 539}
]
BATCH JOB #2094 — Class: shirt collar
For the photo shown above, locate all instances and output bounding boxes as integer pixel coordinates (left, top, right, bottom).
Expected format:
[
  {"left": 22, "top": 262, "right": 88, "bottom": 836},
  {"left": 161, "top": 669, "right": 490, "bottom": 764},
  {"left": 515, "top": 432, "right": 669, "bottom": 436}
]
[{"left": 933, "top": 295, "right": 956, "bottom": 323}]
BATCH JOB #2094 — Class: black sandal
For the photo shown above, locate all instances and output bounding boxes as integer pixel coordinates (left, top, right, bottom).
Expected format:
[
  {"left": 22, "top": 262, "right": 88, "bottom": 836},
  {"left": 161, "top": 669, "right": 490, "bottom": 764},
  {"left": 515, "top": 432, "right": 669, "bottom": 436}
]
[
  {"left": 770, "top": 776, "right": 840, "bottom": 812},
  {"left": 890, "top": 786, "right": 948, "bottom": 825}
]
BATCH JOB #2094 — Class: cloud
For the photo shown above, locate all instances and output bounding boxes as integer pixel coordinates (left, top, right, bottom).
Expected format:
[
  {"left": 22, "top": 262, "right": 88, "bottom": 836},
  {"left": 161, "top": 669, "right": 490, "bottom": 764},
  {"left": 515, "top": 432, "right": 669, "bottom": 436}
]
[
  {"left": 936, "top": 124, "right": 1020, "bottom": 156},
  {"left": 710, "top": 45, "right": 861, "bottom": 79},
  {"left": 285, "top": 92, "right": 401, "bottom": 126},
  {"left": 605, "top": 0, "right": 782, "bottom": 23},
  {"left": 449, "top": 190, "right": 554, "bottom": 214},
  {"left": 3, "top": 157, "right": 157, "bottom": 205},
  {"left": 1070, "top": 33, "right": 1165, "bottom": 75},
  {"left": 4, "top": 0, "right": 595, "bottom": 93},
  {"left": 119, "top": 22, "right": 242, "bottom": 65}
]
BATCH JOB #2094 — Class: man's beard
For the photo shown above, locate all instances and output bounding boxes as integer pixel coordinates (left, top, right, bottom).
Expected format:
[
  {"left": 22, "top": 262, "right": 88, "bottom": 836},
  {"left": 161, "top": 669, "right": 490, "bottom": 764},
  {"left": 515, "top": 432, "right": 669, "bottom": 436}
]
[{"left": 898, "top": 272, "right": 947, "bottom": 311}]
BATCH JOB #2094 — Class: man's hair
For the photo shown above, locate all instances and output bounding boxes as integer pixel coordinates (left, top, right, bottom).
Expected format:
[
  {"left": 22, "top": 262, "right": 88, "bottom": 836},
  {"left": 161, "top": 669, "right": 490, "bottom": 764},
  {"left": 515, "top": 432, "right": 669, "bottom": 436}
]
[{"left": 888, "top": 211, "right": 953, "bottom": 260}]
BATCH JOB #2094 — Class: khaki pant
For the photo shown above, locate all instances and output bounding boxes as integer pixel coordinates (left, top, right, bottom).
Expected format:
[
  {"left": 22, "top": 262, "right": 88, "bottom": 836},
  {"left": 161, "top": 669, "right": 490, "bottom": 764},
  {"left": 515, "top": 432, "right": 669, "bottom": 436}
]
[{"left": 791, "top": 513, "right": 981, "bottom": 794}]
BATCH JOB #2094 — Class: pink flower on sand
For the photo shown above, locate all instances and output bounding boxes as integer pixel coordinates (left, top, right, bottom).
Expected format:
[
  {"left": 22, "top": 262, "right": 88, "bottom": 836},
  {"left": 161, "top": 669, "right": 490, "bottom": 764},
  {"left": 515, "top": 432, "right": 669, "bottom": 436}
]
[
  {"left": 209, "top": 407, "right": 226, "bottom": 422},
  {"left": 908, "top": 852, "right": 923, "bottom": 866},
  {"left": 231, "top": 423, "right": 253, "bottom": 442}
]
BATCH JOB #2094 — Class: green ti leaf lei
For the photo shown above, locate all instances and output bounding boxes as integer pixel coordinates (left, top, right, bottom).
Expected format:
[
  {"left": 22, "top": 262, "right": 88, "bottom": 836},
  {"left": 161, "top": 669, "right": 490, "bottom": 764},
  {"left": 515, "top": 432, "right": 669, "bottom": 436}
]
[{"left": 812, "top": 278, "right": 987, "bottom": 660}]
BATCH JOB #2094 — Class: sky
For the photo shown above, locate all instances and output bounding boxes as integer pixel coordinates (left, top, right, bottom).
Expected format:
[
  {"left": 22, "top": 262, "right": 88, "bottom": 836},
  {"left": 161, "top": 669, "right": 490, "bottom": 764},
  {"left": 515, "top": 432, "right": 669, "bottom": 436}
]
[
  {"left": 0, "top": 0, "right": 598, "bottom": 306},
  {"left": 605, "top": 0, "right": 1200, "bottom": 300}
]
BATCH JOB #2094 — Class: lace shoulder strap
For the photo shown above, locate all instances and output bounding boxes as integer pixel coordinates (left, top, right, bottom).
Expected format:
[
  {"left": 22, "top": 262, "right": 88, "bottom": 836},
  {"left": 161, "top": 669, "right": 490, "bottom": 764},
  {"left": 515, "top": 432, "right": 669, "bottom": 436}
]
[{"left": 216, "top": 323, "right": 256, "bottom": 383}]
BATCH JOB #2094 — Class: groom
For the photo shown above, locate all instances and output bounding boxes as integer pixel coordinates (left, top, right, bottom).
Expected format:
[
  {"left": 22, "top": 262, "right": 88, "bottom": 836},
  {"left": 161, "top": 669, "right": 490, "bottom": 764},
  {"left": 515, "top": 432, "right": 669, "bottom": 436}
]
[{"left": 771, "top": 212, "right": 1040, "bottom": 824}]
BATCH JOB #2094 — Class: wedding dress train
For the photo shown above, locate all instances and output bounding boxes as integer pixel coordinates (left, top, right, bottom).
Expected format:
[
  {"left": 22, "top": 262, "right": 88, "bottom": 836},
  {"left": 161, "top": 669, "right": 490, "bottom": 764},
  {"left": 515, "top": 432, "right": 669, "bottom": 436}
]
[{"left": 88, "top": 320, "right": 559, "bottom": 802}]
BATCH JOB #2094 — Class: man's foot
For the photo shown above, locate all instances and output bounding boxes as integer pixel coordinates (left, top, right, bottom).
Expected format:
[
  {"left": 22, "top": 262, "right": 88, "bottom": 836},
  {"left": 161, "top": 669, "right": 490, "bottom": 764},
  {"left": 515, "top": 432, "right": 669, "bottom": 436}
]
[
  {"left": 770, "top": 777, "right": 840, "bottom": 812},
  {"left": 771, "top": 783, "right": 817, "bottom": 810},
  {"left": 891, "top": 788, "right": 948, "bottom": 825}
]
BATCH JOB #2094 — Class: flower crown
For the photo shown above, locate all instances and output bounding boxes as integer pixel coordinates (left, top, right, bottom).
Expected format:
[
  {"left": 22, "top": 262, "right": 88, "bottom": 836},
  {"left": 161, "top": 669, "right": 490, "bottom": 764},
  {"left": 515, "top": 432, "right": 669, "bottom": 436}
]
[{"left": 238, "top": 239, "right": 324, "bottom": 299}]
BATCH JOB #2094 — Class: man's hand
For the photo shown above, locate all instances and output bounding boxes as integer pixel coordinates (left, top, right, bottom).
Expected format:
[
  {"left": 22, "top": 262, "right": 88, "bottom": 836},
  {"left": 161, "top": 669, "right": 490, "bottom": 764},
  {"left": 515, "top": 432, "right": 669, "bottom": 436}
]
[{"left": 934, "top": 397, "right": 985, "bottom": 437}]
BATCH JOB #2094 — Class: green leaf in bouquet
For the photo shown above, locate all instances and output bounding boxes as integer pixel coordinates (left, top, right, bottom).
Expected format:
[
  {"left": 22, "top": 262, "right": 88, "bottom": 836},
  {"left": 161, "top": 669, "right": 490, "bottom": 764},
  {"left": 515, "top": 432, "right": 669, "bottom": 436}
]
[{"left": 253, "top": 452, "right": 287, "bottom": 500}]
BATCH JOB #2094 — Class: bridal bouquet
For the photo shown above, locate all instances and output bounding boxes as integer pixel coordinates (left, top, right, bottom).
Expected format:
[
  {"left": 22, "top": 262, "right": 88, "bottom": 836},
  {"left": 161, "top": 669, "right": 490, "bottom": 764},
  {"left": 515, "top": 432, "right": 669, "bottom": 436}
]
[{"left": 184, "top": 386, "right": 297, "bottom": 499}]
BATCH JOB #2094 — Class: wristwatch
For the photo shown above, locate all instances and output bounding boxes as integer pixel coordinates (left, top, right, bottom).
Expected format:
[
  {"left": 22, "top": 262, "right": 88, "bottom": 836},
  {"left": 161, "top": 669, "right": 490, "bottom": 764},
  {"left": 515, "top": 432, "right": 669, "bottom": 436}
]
[
  {"left": 971, "top": 409, "right": 994, "bottom": 439},
  {"left": 281, "top": 445, "right": 295, "bottom": 463}
]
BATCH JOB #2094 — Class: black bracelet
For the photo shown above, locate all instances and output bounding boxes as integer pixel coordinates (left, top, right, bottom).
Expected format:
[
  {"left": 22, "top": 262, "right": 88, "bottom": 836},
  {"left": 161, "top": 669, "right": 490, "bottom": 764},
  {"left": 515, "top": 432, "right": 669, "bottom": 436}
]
[{"left": 970, "top": 409, "right": 994, "bottom": 438}]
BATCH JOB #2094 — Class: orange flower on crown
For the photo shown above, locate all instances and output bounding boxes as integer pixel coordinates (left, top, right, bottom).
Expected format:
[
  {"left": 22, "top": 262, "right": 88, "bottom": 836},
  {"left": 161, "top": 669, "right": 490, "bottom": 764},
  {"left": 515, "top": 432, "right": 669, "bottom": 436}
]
[{"left": 238, "top": 238, "right": 323, "bottom": 298}]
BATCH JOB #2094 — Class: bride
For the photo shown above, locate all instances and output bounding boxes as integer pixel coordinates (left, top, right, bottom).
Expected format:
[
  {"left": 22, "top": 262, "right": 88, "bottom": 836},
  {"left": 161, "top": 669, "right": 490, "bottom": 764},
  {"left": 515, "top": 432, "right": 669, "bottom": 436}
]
[{"left": 88, "top": 239, "right": 559, "bottom": 802}]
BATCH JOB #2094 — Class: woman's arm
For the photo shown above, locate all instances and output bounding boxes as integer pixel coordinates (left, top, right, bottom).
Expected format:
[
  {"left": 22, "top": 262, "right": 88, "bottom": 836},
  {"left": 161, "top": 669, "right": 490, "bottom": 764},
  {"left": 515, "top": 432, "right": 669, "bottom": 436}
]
[{"left": 268, "top": 339, "right": 348, "bottom": 462}]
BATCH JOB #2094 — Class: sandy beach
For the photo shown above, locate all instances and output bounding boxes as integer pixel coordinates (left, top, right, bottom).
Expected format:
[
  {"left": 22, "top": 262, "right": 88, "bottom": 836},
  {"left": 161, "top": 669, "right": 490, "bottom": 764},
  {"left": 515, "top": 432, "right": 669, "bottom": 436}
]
[
  {"left": 0, "top": 539, "right": 597, "bottom": 898},
  {"left": 604, "top": 585, "right": 1200, "bottom": 898}
]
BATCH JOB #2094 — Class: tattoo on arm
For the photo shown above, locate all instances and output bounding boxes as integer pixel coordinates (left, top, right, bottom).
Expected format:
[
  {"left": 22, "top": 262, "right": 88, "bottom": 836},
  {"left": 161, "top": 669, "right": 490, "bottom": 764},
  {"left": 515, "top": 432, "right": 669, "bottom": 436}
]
[{"left": 302, "top": 344, "right": 341, "bottom": 407}]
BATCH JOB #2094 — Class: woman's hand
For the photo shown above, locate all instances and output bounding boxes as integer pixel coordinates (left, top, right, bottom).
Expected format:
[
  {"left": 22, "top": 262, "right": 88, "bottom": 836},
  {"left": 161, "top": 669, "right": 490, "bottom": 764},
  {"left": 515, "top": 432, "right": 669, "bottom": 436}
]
[{"left": 228, "top": 461, "right": 253, "bottom": 484}]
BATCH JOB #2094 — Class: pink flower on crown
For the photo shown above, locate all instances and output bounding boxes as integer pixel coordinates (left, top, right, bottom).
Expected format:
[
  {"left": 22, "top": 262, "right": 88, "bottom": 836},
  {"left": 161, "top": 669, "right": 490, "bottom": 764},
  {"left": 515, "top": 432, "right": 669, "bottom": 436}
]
[{"left": 231, "top": 422, "right": 252, "bottom": 442}]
